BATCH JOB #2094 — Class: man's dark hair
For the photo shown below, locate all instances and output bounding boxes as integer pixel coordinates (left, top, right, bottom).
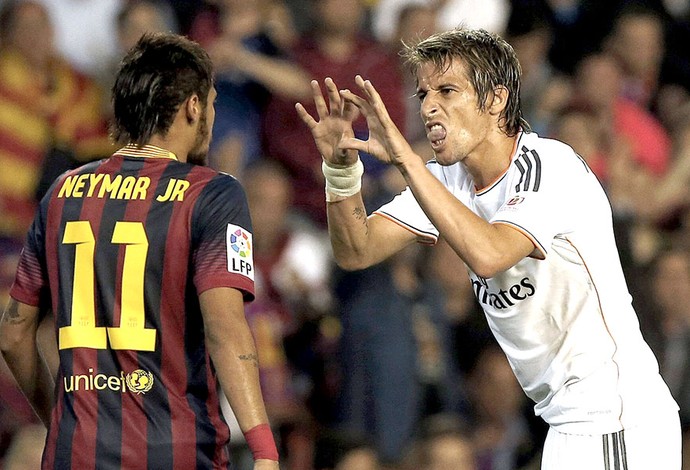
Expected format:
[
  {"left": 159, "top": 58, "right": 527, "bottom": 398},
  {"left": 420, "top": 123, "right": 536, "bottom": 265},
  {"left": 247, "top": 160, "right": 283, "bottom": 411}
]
[
  {"left": 401, "top": 28, "right": 530, "bottom": 137},
  {"left": 111, "top": 32, "right": 213, "bottom": 145}
]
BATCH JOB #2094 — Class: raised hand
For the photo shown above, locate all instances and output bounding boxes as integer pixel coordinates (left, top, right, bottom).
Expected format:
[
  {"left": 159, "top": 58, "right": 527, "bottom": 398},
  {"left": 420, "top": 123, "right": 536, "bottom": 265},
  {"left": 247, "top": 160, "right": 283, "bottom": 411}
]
[
  {"left": 339, "top": 75, "right": 415, "bottom": 167},
  {"left": 295, "top": 77, "right": 360, "bottom": 167}
]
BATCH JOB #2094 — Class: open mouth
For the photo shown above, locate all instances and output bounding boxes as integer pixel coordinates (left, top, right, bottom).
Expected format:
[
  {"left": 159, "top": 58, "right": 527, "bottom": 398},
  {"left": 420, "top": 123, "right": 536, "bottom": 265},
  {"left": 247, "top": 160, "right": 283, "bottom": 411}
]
[{"left": 427, "top": 123, "right": 447, "bottom": 148}]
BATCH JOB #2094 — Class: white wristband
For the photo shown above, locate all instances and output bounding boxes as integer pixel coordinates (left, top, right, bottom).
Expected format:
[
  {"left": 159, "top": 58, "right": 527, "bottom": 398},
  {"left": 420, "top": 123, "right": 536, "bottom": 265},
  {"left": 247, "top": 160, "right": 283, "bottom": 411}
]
[{"left": 322, "top": 158, "right": 364, "bottom": 202}]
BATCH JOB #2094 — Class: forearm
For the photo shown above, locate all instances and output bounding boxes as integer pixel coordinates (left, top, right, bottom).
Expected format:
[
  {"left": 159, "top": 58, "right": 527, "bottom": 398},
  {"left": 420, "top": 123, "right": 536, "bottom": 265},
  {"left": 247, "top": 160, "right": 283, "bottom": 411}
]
[
  {"left": 326, "top": 193, "right": 374, "bottom": 270},
  {"left": 324, "top": 156, "right": 415, "bottom": 270},
  {"left": 2, "top": 344, "right": 54, "bottom": 426},
  {"left": 0, "top": 300, "right": 54, "bottom": 426},
  {"left": 234, "top": 49, "right": 311, "bottom": 100},
  {"left": 206, "top": 324, "right": 269, "bottom": 431},
  {"left": 200, "top": 288, "right": 278, "bottom": 466}
]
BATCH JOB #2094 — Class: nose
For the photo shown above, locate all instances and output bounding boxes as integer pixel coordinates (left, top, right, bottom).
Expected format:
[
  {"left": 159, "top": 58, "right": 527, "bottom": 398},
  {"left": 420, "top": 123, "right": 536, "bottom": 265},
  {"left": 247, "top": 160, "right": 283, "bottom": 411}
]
[{"left": 421, "top": 96, "right": 438, "bottom": 122}]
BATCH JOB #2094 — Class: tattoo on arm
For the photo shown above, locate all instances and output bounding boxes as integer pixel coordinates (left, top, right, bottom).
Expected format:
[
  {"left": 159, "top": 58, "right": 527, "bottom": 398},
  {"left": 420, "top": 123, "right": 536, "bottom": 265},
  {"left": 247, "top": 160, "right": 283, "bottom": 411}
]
[
  {"left": 352, "top": 205, "right": 369, "bottom": 235},
  {"left": 1, "top": 300, "right": 26, "bottom": 325},
  {"left": 238, "top": 353, "right": 259, "bottom": 368}
]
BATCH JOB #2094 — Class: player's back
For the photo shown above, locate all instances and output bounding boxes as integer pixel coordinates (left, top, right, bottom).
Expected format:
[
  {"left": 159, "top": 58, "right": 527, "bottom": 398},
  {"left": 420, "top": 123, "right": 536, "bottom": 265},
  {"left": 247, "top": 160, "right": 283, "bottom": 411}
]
[{"left": 29, "top": 146, "right": 252, "bottom": 469}]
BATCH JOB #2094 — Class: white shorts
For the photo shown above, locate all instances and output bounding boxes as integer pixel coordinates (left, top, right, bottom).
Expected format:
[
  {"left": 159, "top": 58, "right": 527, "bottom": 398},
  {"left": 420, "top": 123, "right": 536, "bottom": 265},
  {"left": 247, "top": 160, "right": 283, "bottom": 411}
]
[{"left": 541, "top": 409, "right": 681, "bottom": 470}]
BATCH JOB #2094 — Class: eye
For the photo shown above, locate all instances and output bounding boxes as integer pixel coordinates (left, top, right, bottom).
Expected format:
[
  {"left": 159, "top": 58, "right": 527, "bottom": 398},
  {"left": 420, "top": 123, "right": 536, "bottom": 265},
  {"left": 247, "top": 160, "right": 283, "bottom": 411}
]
[
  {"left": 440, "top": 87, "right": 454, "bottom": 95},
  {"left": 415, "top": 91, "right": 427, "bottom": 102}
]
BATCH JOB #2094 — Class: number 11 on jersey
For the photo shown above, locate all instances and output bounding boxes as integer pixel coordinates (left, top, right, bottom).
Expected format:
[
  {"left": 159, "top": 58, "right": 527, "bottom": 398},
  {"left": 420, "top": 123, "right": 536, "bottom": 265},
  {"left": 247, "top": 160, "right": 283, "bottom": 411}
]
[{"left": 58, "top": 220, "right": 157, "bottom": 352}]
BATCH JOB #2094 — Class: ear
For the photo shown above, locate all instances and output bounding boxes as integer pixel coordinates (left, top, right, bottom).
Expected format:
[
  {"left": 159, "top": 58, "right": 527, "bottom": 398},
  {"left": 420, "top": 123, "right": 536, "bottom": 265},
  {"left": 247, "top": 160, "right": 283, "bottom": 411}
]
[
  {"left": 488, "top": 86, "right": 509, "bottom": 116},
  {"left": 184, "top": 94, "right": 201, "bottom": 124}
]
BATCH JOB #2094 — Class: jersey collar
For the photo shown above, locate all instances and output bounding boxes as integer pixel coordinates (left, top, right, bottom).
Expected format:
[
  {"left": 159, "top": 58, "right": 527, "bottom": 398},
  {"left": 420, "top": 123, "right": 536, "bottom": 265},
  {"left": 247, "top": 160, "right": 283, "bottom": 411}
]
[{"left": 114, "top": 144, "right": 178, "bottom": 161}]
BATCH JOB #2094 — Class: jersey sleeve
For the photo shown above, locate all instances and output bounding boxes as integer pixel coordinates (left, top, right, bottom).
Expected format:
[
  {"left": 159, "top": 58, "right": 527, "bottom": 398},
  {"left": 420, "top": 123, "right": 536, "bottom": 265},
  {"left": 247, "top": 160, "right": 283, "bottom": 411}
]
[
  {"left": 374, "top": 186, "right": 439, "bottom": 244},
  {"left": 191, "top": 174, "right": 255, "bottom": 301},
  {"left": 490, "top": 145, "right": 585, "bottom": 256},
  {"left": 373, "top": 160, "right": 455, "bottom": 244},
  {"left": 10, "top": 198, "right": 50, "bottom": 308}
]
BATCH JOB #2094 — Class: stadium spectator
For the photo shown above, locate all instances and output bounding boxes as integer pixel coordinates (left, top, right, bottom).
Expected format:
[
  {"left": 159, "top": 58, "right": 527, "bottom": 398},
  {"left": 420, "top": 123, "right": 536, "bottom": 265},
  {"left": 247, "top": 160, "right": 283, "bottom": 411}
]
[
  {"left": 263, "top": 0, "right": 407, "bottom": 226},
  {"left": 0, "top": 0, "right": 112, "bottom": 243},
  {"left": 603, "top": 4, "right": 667, "bottom": 109},
  {"left": 510, "top": 0, "right": 621, "bottom": 75},
  {"left": 189, "top": 0, "right": 310, "bottom": 177},
  {"left": 467, "top": 343, "right": 544, "bottom": 469},
  {"left": 506, "top": 9, "right": 572, "bottom": 136},
  {"left": 391, "top": 2, "right": 439, "bottom": 154}
]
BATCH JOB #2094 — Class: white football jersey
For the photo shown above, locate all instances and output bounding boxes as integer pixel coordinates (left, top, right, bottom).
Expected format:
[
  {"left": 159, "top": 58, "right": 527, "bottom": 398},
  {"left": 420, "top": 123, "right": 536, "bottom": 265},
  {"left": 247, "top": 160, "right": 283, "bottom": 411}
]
[{"left": 375, "top": 131, "right": 678, "bottom": 434}]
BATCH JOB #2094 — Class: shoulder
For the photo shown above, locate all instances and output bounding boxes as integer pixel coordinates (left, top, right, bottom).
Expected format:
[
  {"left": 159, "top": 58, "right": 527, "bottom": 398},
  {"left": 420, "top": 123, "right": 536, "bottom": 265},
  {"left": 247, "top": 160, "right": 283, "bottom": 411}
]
[
  {"left": 514, "top": 132, "right": 589, "bottom": 174},
  {"left": 192, "top": 168, "right": 245, "bottom": 200}
]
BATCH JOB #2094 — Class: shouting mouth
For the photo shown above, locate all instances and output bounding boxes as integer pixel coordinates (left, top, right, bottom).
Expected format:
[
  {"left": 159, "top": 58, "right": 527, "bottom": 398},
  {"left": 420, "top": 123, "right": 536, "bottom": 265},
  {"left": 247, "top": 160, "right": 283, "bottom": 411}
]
[{"left": 427, "top": 123, "right": 447, "bottom": 149}]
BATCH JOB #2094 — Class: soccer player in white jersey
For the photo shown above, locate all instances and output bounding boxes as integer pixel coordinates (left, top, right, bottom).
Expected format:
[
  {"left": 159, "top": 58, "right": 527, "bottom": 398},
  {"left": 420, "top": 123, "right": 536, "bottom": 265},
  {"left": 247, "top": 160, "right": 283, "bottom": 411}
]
[{"left": 295, "top": 28, "right": 681, "bottom": 469}]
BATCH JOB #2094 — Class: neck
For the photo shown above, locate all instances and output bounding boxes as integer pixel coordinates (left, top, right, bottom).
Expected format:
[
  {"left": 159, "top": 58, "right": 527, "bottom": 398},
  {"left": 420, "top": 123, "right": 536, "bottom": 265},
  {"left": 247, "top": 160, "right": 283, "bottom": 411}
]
[
  {"left": 147, "top": 135, "right": 188, "bottom": 163},
  {"left": 466, "top": 132, "right": 519, "bottom": 190}
]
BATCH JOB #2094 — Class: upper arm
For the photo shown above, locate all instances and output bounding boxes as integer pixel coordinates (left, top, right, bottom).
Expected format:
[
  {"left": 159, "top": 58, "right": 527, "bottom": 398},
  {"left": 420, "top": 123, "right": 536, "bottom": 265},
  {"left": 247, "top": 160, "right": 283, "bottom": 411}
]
[
  {"left": 198, "top": 287, "right": 248, "bottom": 344},
  {"left": 488, "top": 223, "right": 542, "bottom": 272}
]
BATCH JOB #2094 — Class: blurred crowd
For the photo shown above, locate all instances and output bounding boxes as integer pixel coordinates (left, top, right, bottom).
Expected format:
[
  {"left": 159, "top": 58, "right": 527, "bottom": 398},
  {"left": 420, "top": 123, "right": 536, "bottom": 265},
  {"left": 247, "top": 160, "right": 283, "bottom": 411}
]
[{"left": 1, "top": 0, "right": 690, "bottom": 469}]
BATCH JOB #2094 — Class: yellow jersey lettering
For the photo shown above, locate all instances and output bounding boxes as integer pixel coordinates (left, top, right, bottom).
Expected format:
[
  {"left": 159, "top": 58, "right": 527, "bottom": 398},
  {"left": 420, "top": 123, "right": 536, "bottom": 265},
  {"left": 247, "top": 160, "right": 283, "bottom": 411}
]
[
  {"left": 85, "top": 173, "right": 105, "bottom": 197},
  {"left": 98, "top": 174, "right": 122, "bottom": 198},
  {"left": 58, "top": 174, "right": 152, "bottom": 200},
  {"left": 71, "top": 173, "right": 89, "bottom": 198},
  {"left": 156, "top": 178, "right": 190, "bottom": 202},
  {"left": 116, "top": 176, "right": 136, "bottom": 199},
  {"left": 58, "top": 175, "right": 78, "bottom": 198},
  {"left": 131, "top": 176, "right": 150, "bottom": 200}
]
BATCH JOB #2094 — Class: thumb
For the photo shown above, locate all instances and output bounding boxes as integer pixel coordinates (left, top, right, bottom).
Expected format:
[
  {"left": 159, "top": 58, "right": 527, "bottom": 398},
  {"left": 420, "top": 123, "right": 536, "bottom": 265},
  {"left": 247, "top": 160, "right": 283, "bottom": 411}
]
[{"left": 340, "top": 136, "right": 368, "bottom": 153}]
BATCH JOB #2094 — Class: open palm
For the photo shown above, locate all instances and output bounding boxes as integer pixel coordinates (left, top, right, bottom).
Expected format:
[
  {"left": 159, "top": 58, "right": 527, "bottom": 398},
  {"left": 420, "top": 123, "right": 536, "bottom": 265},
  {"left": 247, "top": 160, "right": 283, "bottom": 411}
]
[{"left": 295, "top": 77, "right": 360, "bottom": 167}]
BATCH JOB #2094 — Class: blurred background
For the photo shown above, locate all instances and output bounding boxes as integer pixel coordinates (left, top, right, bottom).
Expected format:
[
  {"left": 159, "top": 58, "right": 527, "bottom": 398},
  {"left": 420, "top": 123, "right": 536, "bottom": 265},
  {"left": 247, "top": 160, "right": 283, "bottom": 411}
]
[{"left": 1, "top": 0, "right": 690, "bottom": 469}]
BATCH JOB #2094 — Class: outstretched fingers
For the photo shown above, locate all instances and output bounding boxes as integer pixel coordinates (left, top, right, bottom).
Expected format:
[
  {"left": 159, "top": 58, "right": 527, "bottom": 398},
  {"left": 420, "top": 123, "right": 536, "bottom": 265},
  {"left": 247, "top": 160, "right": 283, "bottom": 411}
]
[
  {"left": 323, "top": 77, "right": 343, "bottom": 116},
  {"left": 339, "top": 88, "right": 374, "bottom": 120},
  {"left": 354, "top": 75, "right": 394, "bottom": 126},
  {"left": 295, "top": 80, "right": 326, "bottom": 129},
  {"left": 295, "top": 101, "right": 316, "bottom": 128},
  {"left": 310, "top": 79, "right": 329, "bottom": 119}
]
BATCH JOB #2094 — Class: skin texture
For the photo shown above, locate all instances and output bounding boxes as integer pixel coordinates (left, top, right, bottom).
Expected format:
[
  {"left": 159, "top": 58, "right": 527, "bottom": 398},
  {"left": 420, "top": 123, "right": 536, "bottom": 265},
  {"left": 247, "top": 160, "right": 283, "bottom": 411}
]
[{"left": 296, "top": 63, "right": 535, "bottom": 279}]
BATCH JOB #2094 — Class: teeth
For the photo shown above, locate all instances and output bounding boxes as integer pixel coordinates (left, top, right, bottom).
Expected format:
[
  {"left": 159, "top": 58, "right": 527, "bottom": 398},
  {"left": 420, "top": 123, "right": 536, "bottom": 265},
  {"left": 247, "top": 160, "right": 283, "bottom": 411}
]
[{"left": 428, "top": 124, "right": 446, "bottom": 146}]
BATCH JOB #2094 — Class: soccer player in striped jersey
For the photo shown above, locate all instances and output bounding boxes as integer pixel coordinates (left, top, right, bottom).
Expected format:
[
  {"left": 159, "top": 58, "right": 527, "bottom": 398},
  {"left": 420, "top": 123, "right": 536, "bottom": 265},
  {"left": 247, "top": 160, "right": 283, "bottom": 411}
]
[
  {"left": 296, "top": 28, "right": 680, "bottom": 469},
  {"left": 0, "top": 33, "right": 279, "bottom": 469}
]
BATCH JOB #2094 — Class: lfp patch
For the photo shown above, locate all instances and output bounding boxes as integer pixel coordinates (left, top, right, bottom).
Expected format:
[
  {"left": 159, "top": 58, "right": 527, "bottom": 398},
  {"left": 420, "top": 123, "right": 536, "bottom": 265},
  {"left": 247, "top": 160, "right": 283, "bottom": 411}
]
[{"left": 226, "top": 224, "right": 254, "bottom": 280}]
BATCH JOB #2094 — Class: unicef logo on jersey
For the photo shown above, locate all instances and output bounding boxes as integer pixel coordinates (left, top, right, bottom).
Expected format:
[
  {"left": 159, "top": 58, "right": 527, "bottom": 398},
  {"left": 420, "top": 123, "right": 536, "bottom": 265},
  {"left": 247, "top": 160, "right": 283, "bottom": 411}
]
[
  {"left": 230, "top": 228, "right": 252, "bottom": 257},
  {"left": 226, "top": 224, "right": 255, "bottom": 280},
  {"left": 125, "top": 369, "right": 154, "bottom": 394},
  {"left": 62, "top": 368, "right": 155, "bottom": 395}
]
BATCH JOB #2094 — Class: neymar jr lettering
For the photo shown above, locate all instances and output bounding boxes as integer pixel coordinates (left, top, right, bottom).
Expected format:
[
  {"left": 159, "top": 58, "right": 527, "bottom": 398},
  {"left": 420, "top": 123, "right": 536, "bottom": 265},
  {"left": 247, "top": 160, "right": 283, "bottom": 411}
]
[{"left": 57, "top": 173, "right": 190, "bottom": 202}]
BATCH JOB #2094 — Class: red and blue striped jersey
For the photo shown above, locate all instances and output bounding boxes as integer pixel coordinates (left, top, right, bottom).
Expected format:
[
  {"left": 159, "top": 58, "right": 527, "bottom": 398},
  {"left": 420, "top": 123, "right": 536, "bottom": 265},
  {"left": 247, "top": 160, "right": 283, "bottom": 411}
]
[{"left": 10, "top": 145, "right": 255, "bottom": 469}]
